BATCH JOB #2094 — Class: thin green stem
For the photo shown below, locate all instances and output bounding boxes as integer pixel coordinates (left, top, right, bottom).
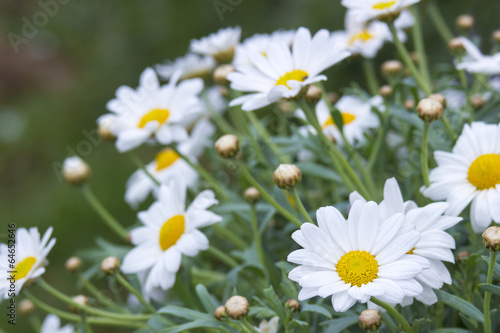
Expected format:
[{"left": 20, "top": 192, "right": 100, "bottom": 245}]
[
  {"left": 368, "top": 113, "right": 389, "bottom": 170},
  {"left": 235, "top": 106, "right": 268, "bottom": 166},
  {"left": 483, "top": 251, "right": 497, "bottom": 333},
  {"left": 290, "top": 188, "right": 312, "bottom": 223},
  {"left": 370, "top": 297, "right": 414, "bottom": 333},
  {"left": 426, "top": 1, "right": 454, "bottom": 43},
  {"left": 213, "top": 224, "right": 247, "bottom": 250},
  {"left": 203, "top": 91, "right": 235, "bottom": 134},
  {"left": 421, "top": 122, "right": 431, "bottom": 187},
  {"left": 113, "top": 272, "right": 156, "bottom": 313},
  {"left": 81, "top": 185, "right": 128, "bottom": 241},
  {"left": 127, "top": 151, "right": 160, "bottom": 186},
  {"left": 411, "top": 6, "right": 431, "bottom": 86},
  {"left": 250, "top": 204, "right": 266, "bottom": 270},
  {"left": 207, "top": 245, "right": 239, "bottom": 268},
  {"left": 441, "top": 114, "right": 457, "bottom": 141},
  {"left": 79, "top": 276, "right": 127, "bottom": 313},
  {"left": 362, "top": 59, "right": 379, "bottom": 95}
]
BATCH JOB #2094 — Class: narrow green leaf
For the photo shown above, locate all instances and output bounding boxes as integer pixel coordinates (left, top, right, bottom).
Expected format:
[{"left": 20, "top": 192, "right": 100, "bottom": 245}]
[
  {"left": 434, "top": 289, "right": 484, "bottom": 323},
  {"left": 331, "top": 109, "right": 344, "bottom": 132},
  {"left": 323, "top": 315, "right": 359, "bottom": 332},
  {"left": 263, "top": 286, "right": 287, "bottom": 321},
  {"left": 301, "top": 304, "right": 332, "bottom": 319},
  {"left": 481, "top": 255, "right": 500, "bottom": 278},
  {"left": 160, "top": 319, "right": 220, "bottom": 333},
  {"left": 195, "top": 284, "right": 218, "bottom": 314},
  {"left": 430, "top": 329, "right": 471, "bottom": 333},
  {"left": 158, "top": 305, "right": 212, "bottom": 321}
]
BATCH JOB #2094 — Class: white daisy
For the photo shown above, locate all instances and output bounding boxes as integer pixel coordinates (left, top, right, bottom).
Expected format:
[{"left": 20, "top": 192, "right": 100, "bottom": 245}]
[
  {"left": 288, "top": 200, "right": 429, "bottom": 312},
  {"left": 455, "top": 37, "right": 500, "bottom": 75},
  {"left": 255, "top": 316, "right": 279, "bottom": 333},
  {"left": 0, "top": 227, "right": 55, "bottom": 300},
  {"left": 156, "top": 53, "right": 216, "bottom": 81},
  {"left": 125, "top": 119, "right": 216, "bottom": 209},
  {"left": 190, "top": 27, "right": 241, "bottom": 63},
  {"left": 350, "top": 178, "right": 461, "bottom": 305},
  {"left": 121, "top": 180, "right": 222, "bottom": 295},
  {"left": 423, "top": 122, "right": 500, "bottom": 233},
  {"left": 233, "top": 30, "right": 295, "bottom": 67},
  {"left": 228, "top": 27, "right": 350, "bottom": 111},
  {"left": 341, "top": 0, "right": 421, "bottom": 22},
  {"left": 40, "top": 315, "right": 74, "bottom": 333},
  {"left": 105, "top": 68, "right": 204, "bottom": 152}
]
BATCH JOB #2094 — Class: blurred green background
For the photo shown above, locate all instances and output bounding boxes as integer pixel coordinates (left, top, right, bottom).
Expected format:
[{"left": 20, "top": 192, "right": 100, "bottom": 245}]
[{"left": 0, "top": 0, "right": 499, "bottom": 332}]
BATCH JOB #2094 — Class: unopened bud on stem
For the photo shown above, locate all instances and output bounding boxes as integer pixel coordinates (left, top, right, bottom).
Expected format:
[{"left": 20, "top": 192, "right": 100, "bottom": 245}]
[
  {"left": 215, "top": 135, "right": 239, "bottom": 158},
  {"left": 359, "top": 309, "right": 382, "bottom": 331},
  {"left": 225, "top": 295, "right": 249, "bottom": 320},
  {"left": 417, "top": 98, "right": 443, "bottom": 122},
  {"left": 274, "top": 164, "right": 302, "bottom": 189},
  {"left": 482, "top": 226, "right": 500, "bottom": 252}
]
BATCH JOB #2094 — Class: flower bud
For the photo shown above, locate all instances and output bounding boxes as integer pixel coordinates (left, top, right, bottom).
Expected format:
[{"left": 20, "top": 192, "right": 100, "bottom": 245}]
[
  {"left": 214, "top": 305, "right": 227, "bottom": 320},
  {"left": 457, "top": 250, "right": 470, "bottom": 263},
  {"left": 101, "top": 256, "right": 120, "bottom": 274},
  {"left": 70, "top": 295, "right": 89, "bottom": 313},
  {"left": 97, "top": 115, "right": 116, "bottom": 141},
  {"left": 428, "top": 93, "right": 447, "bottom": 108},
  {"left": 273, "top": 164, "right": 302, "bottom": 189},
  {"left": 326, "top": 92, "right": 340, "bottom": 105},
  {"left": 482, "top": 226, "right": 500, "bottom": 252},
  {"left": 305, "top": 85, "right": 322, "bottom": 103},
  {"left": 225, "top": 295, "right": 249, "bottom": 320},
  {"left": 379, "top": 85, "right": 392, "bottom": 98},
  {"left": 493, "top": 30, "right": 500, "bottom": 43},
  {"left": 63, "top": 156, "right": 91, "bottom": 186},
  {"left": 376, "top": 10, "right": 402, "bottom": 24},
  {"left": 213, "top": 47, "right": 236, "bottom": 64},
  {"left": 404, "top": 100, "right": 415, "bottom": 111},
  {"left": 359, "top": 309, "right": 382, "bottom": 331},
  {"left": 285, "top": 299, "right": 301, "bottom": 312},
  {"left": 448, "top": 38, "right": 465, "bottom": 55},
  {"left": 215, "top": 134, "right": 239, "bottom": 158},
  {"left": 456, "top": 15, "right": 474, "bottom": 30},
  {"left": 470, "top": 95, "right": 485, "bottom": 110},
  {"left": 19, "top": 299, "right": 35, "bottom": 315},
  {"left": 381, "top": 60, "right": 403, "bottom": 78},
  {"left": 417, "top": 98, "right": 443, "bottom": 122},
  {"left": 65, "top": 256, "right": 82, "bottom": 273},
  {"left": 213, "top": 64, "right": 235, "bottom": 85},
  {"left": 244, "top": 187, "right": 260, "bottom": 203},
  {"left": 277, "top": 100, "right": 294, "bottom": 114}
]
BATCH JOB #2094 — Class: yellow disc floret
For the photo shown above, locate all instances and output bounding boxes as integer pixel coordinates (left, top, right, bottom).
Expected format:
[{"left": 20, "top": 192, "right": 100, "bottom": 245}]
[
  {"left": 138, "top": 108, "right": 170, "bottom": 128},
  {"left": 349, "top": 30, "right": 374, "bottom": 45},
  {"left": 14, "top": 257, "right": 37, "bottom": 281},
  {"left": 336, "top": 250, "right": 379, "bottom": 287},
  {"left": 159, "top": 215, "right": 185, "bottom": 251},
  {"left": 155, "top": 148, "right": 180, "bottom": 171},
  {"left": 276, "top": 70, "right": 309, "bottom": 89},
  {"left": 467, "top": 154, "right": 500, "bottom": 190},
  {"left": 322, "top": 113, "right": 356, "bottom": 129},
  {"left": 372, "top": 1, "right": 397, "bottom": 10}
]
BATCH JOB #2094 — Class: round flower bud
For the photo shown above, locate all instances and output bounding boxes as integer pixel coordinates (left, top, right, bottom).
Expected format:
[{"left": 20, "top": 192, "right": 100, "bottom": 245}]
[
  {"left": 470, "top": 95, "right": 485, "bottom": 110},
  {"left": 273, "top": 164, "right": 302, "bottom": 189},
  {"left": 404, "top": 100, "right": 415, "bottom": 111},
  {"left": 101, "top": 256, "right": 120, "bottom": 274},
  {"left": 457, "top": 250, "right": 471, "bottom": 263},
  {"left": 428, "top": 93, "right": 447, "bottom": 108},
  {"left": 215, "top": 134, "right": 239, "bottom": 158},
  {"left": 70, "top": 295, "right": 89, "bottom": 313},
  {"left": 326, "top": 92, "right": 340, "bottom": 105},
  {"left": 214, "top": 305, "right": 227, "bottom": 320},
  {"left": 456, "top": 15, "right": 474, "bottom": 30},
  {"left": 65, "top": 256, "right": 82, "bottom": 273},
  {"left": 285, "top": 299, "right": 301, "bottom": 312},
  {"left": 225, "top": 295, "right": 249, "bottom": 320},
  {"left": 277, "top": 100, "right": 294, "bottom": 114},
  {"left": 213, "top": 64, "right": 235, "bottom": 85},
  {"left": 417, "top": 98, "right": 443, "bottom": 122},
  {"left": 305, "top": 85, "right": 322, "bottom": 103},
  {"left": 493, "top": 30, "right": 500, "bottom": 43},
  {"left": 244, "top": 187, "right": 260, "bottom": 203},
  {"left": 482, "top": 226, "right": 500, "bottom": 252},
  {"left": 213, "top": 47, "right": 236, "bottom": 64},
  {"left": 379, "top": 85, "right": 392, "bottom": 98},
  {"left": 448, "top": 38, "right": 465, "bottom": 55},
  {"left": 19, "top": 299, "right": 35, "bottom": 315},
  {"left": 63, "top": 156, "right": 90, "bottom": 186},
  {"left": 381, "top": 60, "right": 403, "bottom": 78},
  {"left": 359, "top": 309, "right": 382, "bottom": 331},
  {"left": 97, "top": 115, "right": 116, "bottom": 141}
]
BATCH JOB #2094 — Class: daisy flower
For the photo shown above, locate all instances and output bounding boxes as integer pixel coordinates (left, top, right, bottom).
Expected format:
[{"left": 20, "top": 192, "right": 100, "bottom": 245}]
[
  {"left": 156, "top": 53, "right": 216, "bottom": 81},
  {"left": 40, "top": 315, "right": 74, "bottom": 333},
  {"left": 423, "top": 122, "right": 500, "bottom": 233},
  {"left": 190, "top": 27, "right": 241, "bottom": 63},
  {"left": 288, "top": 200, "right": 429, "bottom": 312},
  {"left": 228, "top": 27, "right": 350, "bottom": 111},
  {"left": 0, "top": 227, "right": 55, "bottom": 300},
  {"left": 233, "top": 30, "right": 295, "bottom": 67},
  {"left": 255, "top": 316, "right": 279, "bottom": 333},
  {"left": 455, "top": 37, "right": 500, "bottom": 75},
  {"left": 121, "top": 180, "right": 222, "bottom": 295},
  {"left": 105, "top": 68, "right": 204, "bottom": 152},
  {"left": 350, "top": 178, "right": 461, "bottom": 305},
  {"left": 341, "top": 0, "right": 421, "bottom": 22},
  {"left": 125, "top": 119, "right": 216, "bottom": 208}
]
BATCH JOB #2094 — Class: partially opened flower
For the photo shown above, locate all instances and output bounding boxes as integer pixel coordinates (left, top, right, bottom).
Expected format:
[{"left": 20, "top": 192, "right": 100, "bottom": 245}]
[
  {"left": 156, "top": 53, "right": 216, "bottom": 81},
  {"left": 455, "top": 37, "right": 500, "bottom": 75},
  {"left": 255, "top": 316, "right": 280, "bottom": 333},
  {"left": 228, "top": 27, "right": 350, "bottom": 111},
  {"left": 190, "top": 27, "right": 241, "bottom": 63},
  {"left": 0, "top": 227, "right": 56, "bottom": 299},
  {"left": 104, "top": 68, "right": 204, "bottom": 152},
  {"left": 423, "top": 122, "right": 500, "bottom": 233},
  {"left": 288, "top": 200, "right": 429, "bottom": 312},
  {"left": 40, "top": 315, "right": 74, "bottom": 333},
  {"left": 350, "top": 178, "right": 461, "bottom": 305},
  {"left": 341, "top": 0, "right": 421, "bottom": 22},
  {"left": 121, "top": 180, "right": 222, "bottom": 295},
  {"left": 233, "top": 30, "right": 295, "bottom": 67},
  {"left": 125, "top": 119, "right": 216, "bottom": 208}
]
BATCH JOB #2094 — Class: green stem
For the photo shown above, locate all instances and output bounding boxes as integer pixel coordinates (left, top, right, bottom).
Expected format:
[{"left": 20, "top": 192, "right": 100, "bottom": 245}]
[
  {"left": 426, "top": 1, "right": 454, "bottom": 43},
  {"left": 389, "top": 24, "right": 431, "bottom": 95},
  {"left": 421, "top": 122, "right": 431, "bottom": 187},
  {"left": 81, "top": 185, "right": 128, "bottom": 241},
  {"left": 79, "top": 276, "right": 127, "bottom": 313},
  {"left": 362, "top": 59, "right": 379, "bottom": 95},
  {"left": 370, "top": 297, "right": 414, "bottom": 333},
  {"left": 441, "top": 114, "right": 457, "bottom": 141},
  {"left": 235, "top": 106, "right": 268, "bottom": 166},
  {"left": 113, "top": 272, "right": 156, "bottom": 313},
  {"left": 368, "top": 113, "right": 389, "bottom": 170},
  {"left": 411, "top": 6, "right": 431, "bottom": 86},
  {"left": 290, "top": 188, "right": 312, "bottom": 223},
  {"left": 207, "top": 245, "right": 239, "bottom": 268},
  {"left": 250, "top": 204, "right": 266, "bottom": 270},
  {"left": 213, "top": 224, "right": 247, "bottom": 250},
  {"left": 127, "top": 151, "right": 160, "bottom": 186},
  {"left": 203, "top": 91, "right": 235, "bottom": 134},
  {"left": 483, "top": 251, "right": 497, "bottom": 333}
]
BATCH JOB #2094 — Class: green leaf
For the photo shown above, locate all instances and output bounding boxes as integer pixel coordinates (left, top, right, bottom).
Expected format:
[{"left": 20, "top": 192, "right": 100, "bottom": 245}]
[
  {"left": 322, "top": 315, "right": 359, "bottom": 332},
  {"left": 288, "top": 319, "right": 309, "bottom": 329},
  {"left": 263, "top": 286, "right": 287, "bottom": 322},
  {"left": 295, "top": 162, "right": 341, "bottom": 182},
  {"left": 430, "top": 329, "right": 471, "bottom": 333},
  {"left": 301, "top": 304, "right": 332, "bottom": 319},
  {"left": 195, "top": 284, "right": 218, "bottom": 314},
  {"left": 159, "top": 319, "right": 220, "bottom": 333},
  {"left": 458, "top": 313, "right": 477, "bottom": 330},
  {"left": 413, "top": 318, "right": 432, "bottom": 333},
  {"left": 249, "top": 306, "right": 277, "bottom": 319},
  {"left": 481, "top": 255, "right": 500, "bottom": 278},
  {"left": 435, "top": 289, "right": 484, "bottom": 323},
  {"left": 331, "top": 109, "right": 344, "bottom": 132},
  {"left": 158, "top": 305, "right": 212, "bottom": 321}
]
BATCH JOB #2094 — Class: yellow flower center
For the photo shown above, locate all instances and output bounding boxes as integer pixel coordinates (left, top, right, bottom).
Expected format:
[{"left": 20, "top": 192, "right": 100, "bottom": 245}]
[
  {"left": 349, "top": 30, "right": 374, "bottom": 45},
  {"left": 14, "top": 257, "right": 37, "bottom": 281},
  {"left": 276, "top": 69, "right": 309, "bottom": 89},
  {"left": 407, "top": 247, "right": 415, "bottom": 255},
  {"left": 467, "top": 154, "right": 500, "bottom": 190},
  {"left": 155, "top": 148, "right": 180, "bottom": 171},
  {"left": 159, "top": 215, "right": 185, "bottom": 251},
  {"left": 322, "top": 113, "right": 356, "bottom": 129},
  {"left": 336, "top": 250, "right": 379, "bottom": 287},
  {"left": 138, "top": 108, "right": 170, "bottom": 128},
  {"left": 372, "top": 0, "right": 397, "bottom": 10}
]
